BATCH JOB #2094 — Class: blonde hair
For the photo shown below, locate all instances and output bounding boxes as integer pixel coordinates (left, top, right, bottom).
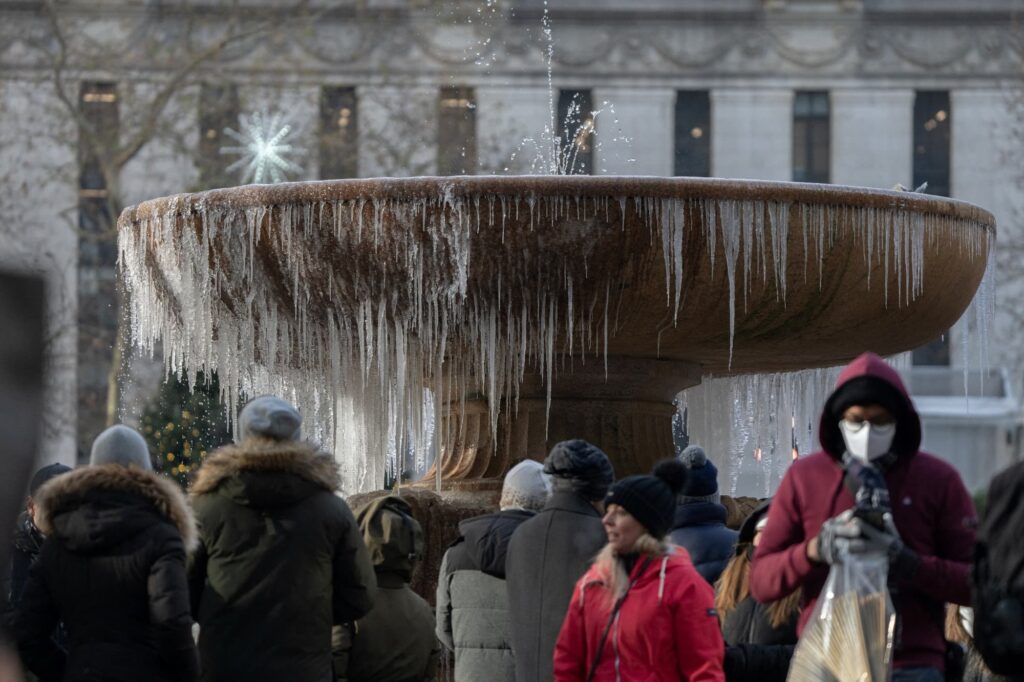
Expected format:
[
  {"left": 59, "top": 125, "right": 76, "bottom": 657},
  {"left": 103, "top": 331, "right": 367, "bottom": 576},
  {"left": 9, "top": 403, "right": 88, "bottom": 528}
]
[
  {"left": 945, "top": 603, "right": 971, "bottom": 645},
  {"left": 592, "top": 534, "right": 668, "bottom": 604},
  {"left": 715, "top": 544, "right": 800, "bottom": 630}
]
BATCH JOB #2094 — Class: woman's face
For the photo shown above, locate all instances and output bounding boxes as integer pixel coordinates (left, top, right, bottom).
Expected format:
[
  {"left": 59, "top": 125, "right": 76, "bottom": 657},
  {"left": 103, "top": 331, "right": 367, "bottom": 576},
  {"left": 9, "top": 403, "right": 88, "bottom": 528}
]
[{"left": 602, "top": 504, "right": 646, "bottom": 554}]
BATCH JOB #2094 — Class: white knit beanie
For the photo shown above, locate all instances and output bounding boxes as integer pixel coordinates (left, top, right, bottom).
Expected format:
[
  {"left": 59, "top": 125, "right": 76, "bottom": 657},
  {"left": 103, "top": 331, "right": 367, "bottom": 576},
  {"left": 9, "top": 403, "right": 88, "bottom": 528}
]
[{"left": 500, "top": 460, "right": 551, "bottom": 512}]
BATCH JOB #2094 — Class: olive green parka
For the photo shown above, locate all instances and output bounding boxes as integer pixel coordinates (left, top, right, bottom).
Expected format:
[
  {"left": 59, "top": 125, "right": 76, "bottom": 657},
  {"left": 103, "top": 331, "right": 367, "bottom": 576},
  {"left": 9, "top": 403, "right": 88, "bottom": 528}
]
[
  {"left": 188, "top": 438, "right": 375, "bottom": 682},
  {"left": 344, "top": 496, "right": 439, "bottom": 682}
]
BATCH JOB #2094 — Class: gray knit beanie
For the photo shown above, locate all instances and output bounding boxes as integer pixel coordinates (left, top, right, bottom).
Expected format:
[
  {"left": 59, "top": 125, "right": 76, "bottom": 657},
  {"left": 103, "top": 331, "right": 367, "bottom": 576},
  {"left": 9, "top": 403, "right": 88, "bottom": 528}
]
[
  {"left": 90, "top": 425, "right": 153, "bottom": 470},
  {"left": 238, "top": 395, "right": 302, "bottom": 442},
  {"left": 500, "top": 459, "right": 551, "bottom": 512},
  {"left": 677, "top": 445, "right": 720, "bottom": 504}
]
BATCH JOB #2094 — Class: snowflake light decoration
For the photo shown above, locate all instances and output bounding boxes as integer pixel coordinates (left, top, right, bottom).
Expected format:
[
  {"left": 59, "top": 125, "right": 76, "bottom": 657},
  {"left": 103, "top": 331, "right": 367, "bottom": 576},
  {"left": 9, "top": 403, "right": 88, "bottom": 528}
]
[{"left": 220, "top": 108, "right": 304, "bottom": 184}]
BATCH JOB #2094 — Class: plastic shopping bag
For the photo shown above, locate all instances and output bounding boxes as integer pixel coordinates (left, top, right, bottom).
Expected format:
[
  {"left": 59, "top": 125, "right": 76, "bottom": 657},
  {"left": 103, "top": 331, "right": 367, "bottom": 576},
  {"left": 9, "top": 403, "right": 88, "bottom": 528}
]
[{"left": 787, "top": 550, "right": 896, "bottom": 682}]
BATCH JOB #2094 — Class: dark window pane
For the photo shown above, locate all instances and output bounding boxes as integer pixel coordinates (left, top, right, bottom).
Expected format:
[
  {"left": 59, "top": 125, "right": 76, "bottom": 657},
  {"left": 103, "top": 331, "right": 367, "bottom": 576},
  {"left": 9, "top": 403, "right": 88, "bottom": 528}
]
[
  {"left": 674, "top": 91, "right": 710, "bottom": 177},
  {"left": 78, "top": 82, "right": 118, "bottom": 195},
  {"left": 438, "top": 86, "right": 477, "bottom": 175},
  {"left": 792, "top": 91, "right": 830, "bottom": 183},
  {"left": 320, "top": 86, "right": 358, "bottom": 179},
  {"left": 913, "top": 91, "right": 950, "bottom": 197},
  {"left": 199, "top": 83, "right": 240, "bottom": 189},
  {"left": 912, "top": 334, "right": 951, "bottom": 366},
  {"left": 77, "top": 82, "right": 121, "bottom": 449},
  {"left": 558, "top": 89, "right": 594, "bottom": 175},
  {"left": 910, "top": 92, "right": 951, "bottom": 365}
]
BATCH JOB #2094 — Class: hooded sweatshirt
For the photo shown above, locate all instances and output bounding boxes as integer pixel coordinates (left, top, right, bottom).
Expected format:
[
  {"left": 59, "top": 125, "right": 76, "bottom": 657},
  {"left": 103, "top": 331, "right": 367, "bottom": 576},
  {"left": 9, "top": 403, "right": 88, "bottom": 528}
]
[{"left": 749, "top": 352, "right": 977, "bottom": 672}]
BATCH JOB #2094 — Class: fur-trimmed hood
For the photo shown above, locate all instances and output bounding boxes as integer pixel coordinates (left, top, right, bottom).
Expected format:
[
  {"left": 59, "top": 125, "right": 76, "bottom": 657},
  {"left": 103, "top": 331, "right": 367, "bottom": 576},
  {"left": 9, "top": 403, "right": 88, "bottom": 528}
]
[
  {"left": 35, "top": 464, "right": 198, "bottom": 552},
  {"left": 191, "top": 439, "right": 340, "bottom": 508}
]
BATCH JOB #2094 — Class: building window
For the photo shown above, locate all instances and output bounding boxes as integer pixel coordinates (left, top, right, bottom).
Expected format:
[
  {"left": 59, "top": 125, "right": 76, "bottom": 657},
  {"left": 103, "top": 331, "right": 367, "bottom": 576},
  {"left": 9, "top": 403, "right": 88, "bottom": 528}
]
[
  {"left": 792, "top": 91, "right": 830, "bottom": 183},
  {"left": 912, "top": 336, "right": 951, "bottom": 366},
  {"left": 438, "top": 86, "right": 477, "bottom": 175},
  {"left": 78, "top": 82, "right": 119, "bottom": 284},
  {"left": 198, "top": 83, "right": 239, "bottom": 189},
  {"left": 674, "top": 91, "right": 711, "bottom": 177},
  {"left": 913, "top": 91, "right": 950, "bottom": 197},
  {"left": 911, "top": 92, "right": 952, "bottom": 366},
  {"left": 320, "top": 86, "right": 358, "bottom": 179},
  {"left": 558, "top": 89, "right": 594, "bottom": 175},
  {"left": 78, "top": 81, "right": 120, "bottom": 449}
]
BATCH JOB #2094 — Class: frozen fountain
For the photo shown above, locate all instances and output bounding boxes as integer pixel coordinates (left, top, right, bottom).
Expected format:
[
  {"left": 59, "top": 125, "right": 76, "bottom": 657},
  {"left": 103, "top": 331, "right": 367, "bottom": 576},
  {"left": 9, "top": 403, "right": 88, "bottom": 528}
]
[{"left": 118, "top": 175, "right": 994, "bottom": 497}]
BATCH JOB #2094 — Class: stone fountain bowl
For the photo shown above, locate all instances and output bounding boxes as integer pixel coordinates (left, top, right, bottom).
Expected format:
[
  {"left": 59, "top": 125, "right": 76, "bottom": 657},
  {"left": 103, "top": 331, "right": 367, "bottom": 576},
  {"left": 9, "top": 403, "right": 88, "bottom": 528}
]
[{"left": 118, "top": 176, "right": 994, "bottom": 484}]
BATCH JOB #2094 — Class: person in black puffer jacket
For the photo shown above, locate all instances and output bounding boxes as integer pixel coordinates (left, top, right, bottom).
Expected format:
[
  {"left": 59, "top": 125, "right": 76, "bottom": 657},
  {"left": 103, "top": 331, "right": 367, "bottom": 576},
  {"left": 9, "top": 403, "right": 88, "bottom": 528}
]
[
  {"left": 669, "top": 445, "right": 738, "bottom": 585},
  {"left": 14, "top": 425, "right": 199, "bottom": 682},
  {"left": 715, "top": 499, "right": 799, "bottom": 682},
  {"left": 7, "top": 464, "right": 71, "bottom": 615}
]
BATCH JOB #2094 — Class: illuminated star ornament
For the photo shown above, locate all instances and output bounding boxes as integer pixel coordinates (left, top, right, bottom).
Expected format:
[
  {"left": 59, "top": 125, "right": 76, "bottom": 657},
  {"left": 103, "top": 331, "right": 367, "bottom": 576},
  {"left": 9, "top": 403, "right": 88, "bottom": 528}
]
[{"left": 221, "top": 108, "right": 304, "bottom": 184}]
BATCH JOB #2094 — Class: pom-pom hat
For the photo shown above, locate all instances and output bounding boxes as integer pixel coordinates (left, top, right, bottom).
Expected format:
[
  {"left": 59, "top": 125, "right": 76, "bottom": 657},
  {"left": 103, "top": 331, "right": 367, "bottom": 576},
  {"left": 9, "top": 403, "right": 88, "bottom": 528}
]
[
  {"left": 604, "top": 459, "right": 688, "bottom": 540},
  {"left": 678, "top": 445, "right": 720, "bottom": 504}
]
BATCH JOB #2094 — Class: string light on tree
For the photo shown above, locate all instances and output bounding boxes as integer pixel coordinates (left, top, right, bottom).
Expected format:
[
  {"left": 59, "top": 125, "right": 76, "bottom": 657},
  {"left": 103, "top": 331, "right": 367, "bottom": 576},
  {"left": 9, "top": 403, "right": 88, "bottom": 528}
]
[{"left": 221, "top": 108, "right": 304, "bottom": 184}]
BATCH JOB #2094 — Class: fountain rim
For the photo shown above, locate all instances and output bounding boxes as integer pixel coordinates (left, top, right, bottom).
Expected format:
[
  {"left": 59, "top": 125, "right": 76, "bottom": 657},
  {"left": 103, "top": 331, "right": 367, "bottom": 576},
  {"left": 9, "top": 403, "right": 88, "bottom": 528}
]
[{"left": 118, "top": 175, "right": 996, "bottom": 231}]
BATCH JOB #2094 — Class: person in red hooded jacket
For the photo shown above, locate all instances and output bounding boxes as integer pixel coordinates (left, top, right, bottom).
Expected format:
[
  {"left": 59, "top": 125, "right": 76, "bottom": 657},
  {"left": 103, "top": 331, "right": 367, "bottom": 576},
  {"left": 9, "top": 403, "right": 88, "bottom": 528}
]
[
  {"left": 749, "top": 352, "right": 976, "bottom": 682},
  {"left": 554, "top": 459, "right": 724, "bottom": 682}
]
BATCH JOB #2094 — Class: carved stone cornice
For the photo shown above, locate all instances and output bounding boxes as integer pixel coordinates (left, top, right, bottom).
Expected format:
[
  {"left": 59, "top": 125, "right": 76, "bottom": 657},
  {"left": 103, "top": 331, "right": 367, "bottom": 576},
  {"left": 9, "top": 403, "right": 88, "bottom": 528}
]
[{"left": 1, "top": 7, "right": 1022, "bottom": 81}]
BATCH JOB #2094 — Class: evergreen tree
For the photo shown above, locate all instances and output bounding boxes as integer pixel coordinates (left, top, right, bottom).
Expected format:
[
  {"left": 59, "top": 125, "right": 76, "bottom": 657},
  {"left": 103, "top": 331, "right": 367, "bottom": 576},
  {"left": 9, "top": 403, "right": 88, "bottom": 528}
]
[{"left": 140, "top": 372, "right": 233, "bottom": 487}]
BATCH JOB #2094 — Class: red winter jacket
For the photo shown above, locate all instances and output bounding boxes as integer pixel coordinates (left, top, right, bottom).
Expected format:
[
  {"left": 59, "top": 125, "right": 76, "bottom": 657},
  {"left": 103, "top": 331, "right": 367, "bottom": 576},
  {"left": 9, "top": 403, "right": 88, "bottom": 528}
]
[
  {"left": 554, "top": 546, "right": 725, "bottom": 682},
  {"left": 749, "top": 352, "right": 977, "bottom": 672}
]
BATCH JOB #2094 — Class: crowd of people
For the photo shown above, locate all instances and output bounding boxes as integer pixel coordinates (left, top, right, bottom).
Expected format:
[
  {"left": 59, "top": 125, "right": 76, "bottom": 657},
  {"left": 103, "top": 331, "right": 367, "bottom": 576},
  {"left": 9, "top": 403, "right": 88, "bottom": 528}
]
[{"left": 1, "top": 352, "right": 1022, "bottom": 681}]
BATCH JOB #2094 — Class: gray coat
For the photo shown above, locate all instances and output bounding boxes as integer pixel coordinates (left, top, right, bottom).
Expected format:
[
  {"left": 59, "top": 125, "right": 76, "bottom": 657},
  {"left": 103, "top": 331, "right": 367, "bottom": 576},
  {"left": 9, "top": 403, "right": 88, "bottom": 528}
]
[
  {"left": 504, "top": 492, "right": 607, "bottom": 682},
  {"left": 436, "top": 510, "right": 533, "bottom": 682}
]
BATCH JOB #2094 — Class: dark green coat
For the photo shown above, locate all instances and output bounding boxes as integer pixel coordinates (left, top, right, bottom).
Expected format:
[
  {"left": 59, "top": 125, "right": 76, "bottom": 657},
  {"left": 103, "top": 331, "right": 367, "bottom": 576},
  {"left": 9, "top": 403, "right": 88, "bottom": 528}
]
[
  {"left": 345, "top": 497, "right": 439, "bottom": 682},
  {"left": 188, "top": 439, "right": 376, "bottom": 682}
]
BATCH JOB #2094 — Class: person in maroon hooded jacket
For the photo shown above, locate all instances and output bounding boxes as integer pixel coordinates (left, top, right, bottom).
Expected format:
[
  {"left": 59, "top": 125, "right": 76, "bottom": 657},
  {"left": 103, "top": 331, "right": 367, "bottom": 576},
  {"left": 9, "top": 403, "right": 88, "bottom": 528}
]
[{"left": 749, "top": 352, "right": 976, "bottom": 682}]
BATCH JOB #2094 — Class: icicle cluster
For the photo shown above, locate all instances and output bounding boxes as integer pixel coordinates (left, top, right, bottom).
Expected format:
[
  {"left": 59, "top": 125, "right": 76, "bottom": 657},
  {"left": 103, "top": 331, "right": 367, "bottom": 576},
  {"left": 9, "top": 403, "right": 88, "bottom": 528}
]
[
  {"left": 678, "top": 367, "right": 843, "bottom": 497},
  {"left": 118, "top": 180, "right": 994, "bottom": 493}
]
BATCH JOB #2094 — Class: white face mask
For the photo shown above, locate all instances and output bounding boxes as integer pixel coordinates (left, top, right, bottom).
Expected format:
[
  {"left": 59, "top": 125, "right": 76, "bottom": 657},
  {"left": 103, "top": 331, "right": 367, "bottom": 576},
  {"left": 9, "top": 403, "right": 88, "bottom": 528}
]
[{"left": 839, "top": 419, "right": 896, "bottom": 462}]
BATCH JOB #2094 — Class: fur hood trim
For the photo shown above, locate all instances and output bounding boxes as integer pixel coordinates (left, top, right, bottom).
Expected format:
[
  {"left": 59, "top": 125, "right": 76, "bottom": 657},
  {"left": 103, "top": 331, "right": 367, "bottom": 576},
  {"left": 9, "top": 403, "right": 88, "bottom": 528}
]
[
  {"left": 35, "top": 464, "right": 198, "bottom": 552},
  {"left": 191, "top": 439, "right": 339, "bottom": 496}
]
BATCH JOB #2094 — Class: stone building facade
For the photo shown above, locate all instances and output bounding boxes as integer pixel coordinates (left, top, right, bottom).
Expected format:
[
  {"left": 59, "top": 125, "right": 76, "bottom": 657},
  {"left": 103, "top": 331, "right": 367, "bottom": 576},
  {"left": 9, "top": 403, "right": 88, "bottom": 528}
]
[{"left": 0, "top": 0, "right": 1021, "bottom": 488}]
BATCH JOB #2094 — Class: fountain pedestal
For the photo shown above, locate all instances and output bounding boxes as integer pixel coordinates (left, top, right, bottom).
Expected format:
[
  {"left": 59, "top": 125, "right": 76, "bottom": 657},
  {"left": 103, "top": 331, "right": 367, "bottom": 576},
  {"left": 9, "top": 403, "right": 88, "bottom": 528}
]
[{"left": 425, "top": 356, "right": 701, "bottom": 498}]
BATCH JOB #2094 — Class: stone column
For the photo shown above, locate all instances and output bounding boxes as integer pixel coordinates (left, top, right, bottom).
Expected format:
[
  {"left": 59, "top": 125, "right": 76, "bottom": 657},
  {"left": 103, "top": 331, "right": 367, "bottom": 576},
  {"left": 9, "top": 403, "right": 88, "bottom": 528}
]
[
  {"left": 831, "top": 89, "right": 914, "bottom": 189},
  {"left": 592, "top": 88, "right": 676, "bottom": 175},
  {"left": 476, "top": 86, "right": 554, "bottom": 174},
  {"left": 951, "top": 90, "right": 1011, "bottom": 217},
  {"left": 711, "top": 89, "right": 794, "bottom": 181},
  {"left": 951, "top": 89, "right": 1018, "bottom": 374},
  {"left": 357, "top": 85, "right": 439, "bottom": 177}
]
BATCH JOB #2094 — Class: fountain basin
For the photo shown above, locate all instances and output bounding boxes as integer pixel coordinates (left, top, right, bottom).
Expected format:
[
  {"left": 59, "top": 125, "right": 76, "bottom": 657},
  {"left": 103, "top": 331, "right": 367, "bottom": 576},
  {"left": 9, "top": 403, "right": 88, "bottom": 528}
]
[{"left": 118, "top": 176, "right": 994, "bottom": 488}]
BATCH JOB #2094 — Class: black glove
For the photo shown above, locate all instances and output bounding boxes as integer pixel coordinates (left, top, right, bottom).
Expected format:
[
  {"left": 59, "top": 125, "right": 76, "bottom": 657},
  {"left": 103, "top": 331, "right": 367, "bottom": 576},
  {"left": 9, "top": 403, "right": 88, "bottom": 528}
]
[{"left": 856, "top": 512, "right": 919, "bottom": 578}]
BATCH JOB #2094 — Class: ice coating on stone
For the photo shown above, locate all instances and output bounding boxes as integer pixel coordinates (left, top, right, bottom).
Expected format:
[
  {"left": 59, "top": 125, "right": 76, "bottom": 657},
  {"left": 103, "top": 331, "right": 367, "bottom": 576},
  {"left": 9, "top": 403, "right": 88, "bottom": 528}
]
[{"left": 118, "top": 183, "right": 993, "bottom": 493}]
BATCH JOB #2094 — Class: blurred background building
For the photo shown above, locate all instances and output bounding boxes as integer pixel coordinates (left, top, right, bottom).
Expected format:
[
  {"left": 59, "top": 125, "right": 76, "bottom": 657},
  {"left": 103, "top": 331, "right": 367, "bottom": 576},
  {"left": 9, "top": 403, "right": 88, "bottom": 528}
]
[{"left": 0, "top": 0, "right": 1021, "bottom": 493}]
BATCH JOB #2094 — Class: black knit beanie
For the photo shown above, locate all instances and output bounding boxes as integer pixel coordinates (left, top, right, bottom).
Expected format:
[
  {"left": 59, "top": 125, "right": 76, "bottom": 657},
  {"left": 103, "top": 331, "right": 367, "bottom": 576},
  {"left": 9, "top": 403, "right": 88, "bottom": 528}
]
[
  {"left": 544, "top": 439, "right": 615, "bottom": 501},
  {"left": 29, "top": 463, "right": 71, "bottom": 497},
  {"left": 604, "top": 459, "right": 687, "bottom": 539}
]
